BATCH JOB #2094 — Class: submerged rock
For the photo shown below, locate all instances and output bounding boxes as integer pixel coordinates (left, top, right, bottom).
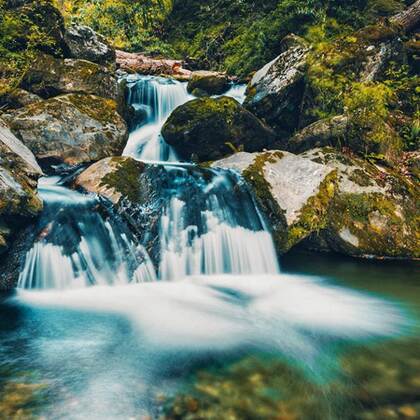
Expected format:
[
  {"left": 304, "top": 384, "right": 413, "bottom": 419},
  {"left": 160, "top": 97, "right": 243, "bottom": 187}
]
[
  {"left": 187, "top": 71, "right": 230, "bottom": 96},
  {"left": 0, "top": 119, "right": 43, "bottom": 289},
  {"left": 20, "top": 54, "right": 119, "bottom": 100},
  {"left": 3, "top": 94, "right": 128, "bottom": 168},
  {"left": 214, "top": 148, "right": 419, "bottom": 259},
  {"left": 162, "top": 96, "right": 275, "bottom": 162},
  {"left": 244, "top": 34, "right": 309, "bottom": 136},
  {"left": 64, "top": 24, "right": 116, "bottom": 66}
]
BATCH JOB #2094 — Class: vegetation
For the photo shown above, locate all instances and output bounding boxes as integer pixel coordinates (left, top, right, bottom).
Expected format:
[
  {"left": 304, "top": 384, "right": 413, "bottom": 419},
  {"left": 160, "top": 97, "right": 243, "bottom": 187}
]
[{"left": 54, "top": 0, "right": 174, "bottom": 54}]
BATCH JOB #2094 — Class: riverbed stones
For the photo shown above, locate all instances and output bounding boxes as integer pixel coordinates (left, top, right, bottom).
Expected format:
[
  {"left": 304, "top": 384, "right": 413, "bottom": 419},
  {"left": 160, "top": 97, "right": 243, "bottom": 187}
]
[
  {"left": 187, "top": 71, "right": 230, "bottom": 96},
  {"left": 244, "top": 34, "right": 309, "bottom": 136},
  {"left": 213, "top": 148, "right": 419, "bottom": 259},
  {"left": 162, "top": 96, "right": 275, "bottom": 161},
  {"left": 3, "top": 94, "right": 128, "bottom": 167}
]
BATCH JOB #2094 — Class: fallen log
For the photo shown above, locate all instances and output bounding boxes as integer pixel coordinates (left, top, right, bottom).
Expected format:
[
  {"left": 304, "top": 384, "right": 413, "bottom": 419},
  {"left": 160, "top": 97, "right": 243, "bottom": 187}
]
[{"left": 116, "top": 50, "right": 192, "bottom": 80}]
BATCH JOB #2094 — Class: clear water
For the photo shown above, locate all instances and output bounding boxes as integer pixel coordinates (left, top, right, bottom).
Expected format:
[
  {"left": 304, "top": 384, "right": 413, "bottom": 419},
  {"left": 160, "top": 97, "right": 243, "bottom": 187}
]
[{"left": 1, "top": 76, "right": 418, "bottom": 419}]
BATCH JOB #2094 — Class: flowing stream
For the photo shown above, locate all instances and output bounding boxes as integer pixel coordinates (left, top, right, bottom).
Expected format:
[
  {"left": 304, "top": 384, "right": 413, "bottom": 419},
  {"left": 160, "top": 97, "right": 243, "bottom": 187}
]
[{"left": 0, "top": 75, "right": 418, "bottom": 419}]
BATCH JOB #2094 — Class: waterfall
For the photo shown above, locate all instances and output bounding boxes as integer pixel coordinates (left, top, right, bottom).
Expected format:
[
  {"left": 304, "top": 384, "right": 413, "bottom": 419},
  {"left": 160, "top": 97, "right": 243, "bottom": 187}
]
[
  {"left": 123, "top": 75, "right": 192, "bottom": 162},
  {"left": 157, "top": 166, "right": 279, "bottom": 280},
  {"left": 18, "top": 177, "right": 157, "bottom": 289},
  {"left": 18, "top": 75, "right": 278, "bottom": 290}
]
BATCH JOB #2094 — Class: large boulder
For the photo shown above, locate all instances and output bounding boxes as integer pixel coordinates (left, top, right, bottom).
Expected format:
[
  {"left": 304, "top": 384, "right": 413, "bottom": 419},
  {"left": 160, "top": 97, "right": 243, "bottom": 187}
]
[
  {"left": 213, "top": 148, "right": 419, "bottom": 259},
  {"left": 3, "top": 94, "right": 128, "bottom": 168},
  {"left": 0, "top": 119, "right": 43, "bottom": 289},
  {"left": 162, "top": 96, "right": 275, "bottom": 162},
  {"left": 244, "top": 35, "right": 309, "bottom": 136},
  {"left": 187, "top": 71, "right": 230, "bottom": 96},
  {"left": 20, "top": 54, "right": 119, "bottom": 100},
  {"left": 213, "top": 151, "right": 337, "bottom": 253},
  {"left": 64, "top": 24, "right": 116, "bottom": 66}
]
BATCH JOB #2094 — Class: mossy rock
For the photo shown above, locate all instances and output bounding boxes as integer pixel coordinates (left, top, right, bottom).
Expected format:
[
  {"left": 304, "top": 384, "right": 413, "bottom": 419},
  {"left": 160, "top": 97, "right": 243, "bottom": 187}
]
[
  {"left": 213, "top": 150, "right": 337, "bottom": 253},
  {"left": 162, "top": 96, "right": 275, "bottom": 162},
  {"left": 187, "top": 71, "right": 230, "bottom": 96},
  {"left": 4, "top": 0, "right": 67, "bottom": 57},
  {"left": 75, "top": 157, "right": 146, "bottom": 204},
  {"left": 301, "top": 148, "right": 420, "bottom": 259},
  {"left": 20, "top": 54, "right": 118, "bottom": 100},
  {"left": 2, "top": 93, "right": 128, "bottom": 168},
  {"left": 214, "top": 148, "right": 419, "bottom": 259},
  {"left": 244, "top": 34, "right": 309, "bottom": 136}
]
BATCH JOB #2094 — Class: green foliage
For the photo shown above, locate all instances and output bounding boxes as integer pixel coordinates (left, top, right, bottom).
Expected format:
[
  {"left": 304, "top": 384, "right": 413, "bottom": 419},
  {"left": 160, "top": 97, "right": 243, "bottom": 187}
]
[
  {"left": 344, "top": 82, "right": 401, "bottom": 157},
  {"left": 0, "top": 0, "right": 64, "bottom": 95},
  {"left": 55, "top": 0, "right": 175, "bottom": 55}
]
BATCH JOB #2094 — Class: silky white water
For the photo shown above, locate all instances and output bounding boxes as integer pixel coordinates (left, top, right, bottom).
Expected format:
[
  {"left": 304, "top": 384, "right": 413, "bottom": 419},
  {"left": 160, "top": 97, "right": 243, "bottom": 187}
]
[{"left": 18, "top": 177, "right": 156, "bottom": 289}]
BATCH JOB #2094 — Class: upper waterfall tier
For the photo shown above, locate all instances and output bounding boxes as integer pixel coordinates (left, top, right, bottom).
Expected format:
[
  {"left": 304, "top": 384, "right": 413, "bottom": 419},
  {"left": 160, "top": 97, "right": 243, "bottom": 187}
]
[{"left": 122, "top": 75, "right": 246, "bottom": 163}]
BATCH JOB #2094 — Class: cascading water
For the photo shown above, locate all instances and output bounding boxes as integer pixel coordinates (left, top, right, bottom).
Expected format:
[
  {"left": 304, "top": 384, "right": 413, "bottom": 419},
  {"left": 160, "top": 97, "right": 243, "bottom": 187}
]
[
  {"left": 18, "top": 177, "right": 156, "bottom": 289},
  {"left": 157, "top": 165, "right": 279, "bottom": 280},
  {"left": 123, "top": 75, "right": 192, "bottom": 162}
]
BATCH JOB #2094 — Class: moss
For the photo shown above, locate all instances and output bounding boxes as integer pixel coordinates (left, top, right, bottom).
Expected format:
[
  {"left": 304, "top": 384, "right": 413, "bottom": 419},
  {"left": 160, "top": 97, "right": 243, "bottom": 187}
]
[
  {"left": 62, "top": 94, "right": 119, "bottom": 125},
  {"left": 348, "top": 168, "right": 374, "bottom": 187},
  {"left": 286, "top": 170, "right": 338, "bottom": 249},
  {"left": 100, "top": 157, "right": 145, "bottom": 203},
  {"left": 327, "top": 191, "right": 419, "bottom": 258},
  {"left": 242, "top": 151, "right": 288, "bottom": 251}
]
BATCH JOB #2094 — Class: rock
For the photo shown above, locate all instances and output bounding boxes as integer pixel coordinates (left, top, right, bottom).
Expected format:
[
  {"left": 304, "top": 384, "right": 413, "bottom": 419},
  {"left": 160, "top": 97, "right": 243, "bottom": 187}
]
[
  {"left": 20, "top": 54, "right": 119, "bottom": 100},
  {"left": 75, "top": 156, "right": 164, "bottom": 261},
  {"left": 162, "top": 96, "right": 276, "bottom": 162},
  {"left": 0, "top": 119, "right": 43, "bottom": 289},
  {"left": 0, "top": 87, "right": 42, "bottom": 110},
  {"left": 244, "top": 34, "right": 309, "bottom": 136},
  {"left": 187, "top": 71, "right": 230, "bottom": 96},
  {"left": 213, "top": 148, "right": 419, "bottom": 259},
  {"left": 64, "top": 24, "right": 116, "bottom": 66},
  {"left": 213, "top": 150, "right": 337, "bottom": 252},
  {"left": 116, "top": 50, "right": 192, "bottom": 80},
  {"left": 301, "top": 148, "right": 419, "bottom": 259},
  {"left": 75, "top": 156, "right": 147, "bottom": 204},
  {"left": 3, "top": 94, "right": 128, "bottom": 168},
  {"left": 288, "top": 115, "right": 348, "bottom": 153}
]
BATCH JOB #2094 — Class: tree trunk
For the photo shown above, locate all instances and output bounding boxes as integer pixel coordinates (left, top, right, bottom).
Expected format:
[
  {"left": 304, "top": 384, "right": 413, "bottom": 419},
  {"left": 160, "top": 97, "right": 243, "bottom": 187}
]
[{"left": 390, "top": 0, "right": 420, "bottom": 32}]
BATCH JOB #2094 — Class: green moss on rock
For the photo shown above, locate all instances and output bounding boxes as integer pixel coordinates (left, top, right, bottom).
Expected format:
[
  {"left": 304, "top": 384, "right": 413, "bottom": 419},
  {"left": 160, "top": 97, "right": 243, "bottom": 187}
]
[{"left": 162, "top": 96, "right": 275, "bottom": 162}]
